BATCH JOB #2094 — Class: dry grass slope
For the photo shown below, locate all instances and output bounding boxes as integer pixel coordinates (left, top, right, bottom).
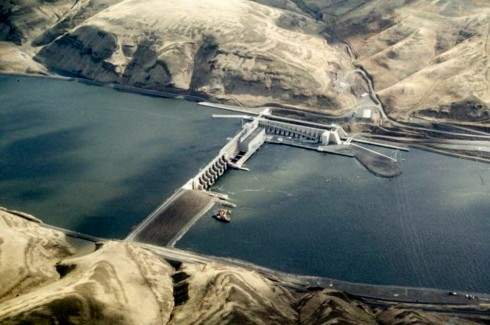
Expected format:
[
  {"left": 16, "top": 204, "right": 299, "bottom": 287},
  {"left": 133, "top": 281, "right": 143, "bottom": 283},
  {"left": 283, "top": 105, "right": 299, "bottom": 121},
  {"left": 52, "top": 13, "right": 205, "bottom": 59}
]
[
  {"left": 0, "top": 209, "right": 486, "bottom": 324},
  {"left": 1, "top": 0, "right": 360, "bottom": 112},
  {"left": 314, "top": 0, "right": 489, "bottom": 123}
]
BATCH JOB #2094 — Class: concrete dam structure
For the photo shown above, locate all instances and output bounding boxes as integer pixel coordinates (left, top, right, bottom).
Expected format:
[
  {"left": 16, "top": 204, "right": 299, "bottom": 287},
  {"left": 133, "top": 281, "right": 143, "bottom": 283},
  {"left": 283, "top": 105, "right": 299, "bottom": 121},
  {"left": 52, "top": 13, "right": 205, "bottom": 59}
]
[
  {"left": 185, "top": 109, "right": 349, "bottom": 191},
  {"left": 128, "top": 107, "right": 406, "bottom": 247},
  {"left": 186, "top": 118, "right": 267, "bottom": 191}
]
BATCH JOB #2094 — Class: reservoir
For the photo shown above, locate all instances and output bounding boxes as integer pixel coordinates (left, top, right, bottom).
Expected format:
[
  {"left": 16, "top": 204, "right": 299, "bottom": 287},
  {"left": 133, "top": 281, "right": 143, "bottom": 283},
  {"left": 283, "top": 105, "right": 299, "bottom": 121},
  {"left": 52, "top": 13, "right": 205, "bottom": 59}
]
[
  {"left": 2, "top": 75, "right": 490, "bottom": 293},
  {"left": 177, "top": 145, "right": 490, "bottom": 293},
  {"left": 0, "top": 75, "right": 239, "bottom": 238}
]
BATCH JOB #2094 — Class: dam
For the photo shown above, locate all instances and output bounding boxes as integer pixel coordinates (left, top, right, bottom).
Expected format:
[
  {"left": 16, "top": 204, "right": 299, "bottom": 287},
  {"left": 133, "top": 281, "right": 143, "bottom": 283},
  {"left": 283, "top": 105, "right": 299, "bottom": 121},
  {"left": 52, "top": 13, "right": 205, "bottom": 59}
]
[
  {"left": 127, "top": 107, "right": 406, "bottom": 246},
  {"left": 4, "top": 75, "right": 490, "bottom": 293},
  {"left": 188, "top": 106, "right": 407, "bottom": 191}
]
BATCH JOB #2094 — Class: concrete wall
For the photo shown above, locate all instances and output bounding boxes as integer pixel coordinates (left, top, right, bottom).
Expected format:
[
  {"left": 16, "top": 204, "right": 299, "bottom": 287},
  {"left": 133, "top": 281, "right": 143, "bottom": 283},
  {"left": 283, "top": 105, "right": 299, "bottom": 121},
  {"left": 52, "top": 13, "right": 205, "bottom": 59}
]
[{"left": 187, "top": 115, "right": 344, "bottom": 191}]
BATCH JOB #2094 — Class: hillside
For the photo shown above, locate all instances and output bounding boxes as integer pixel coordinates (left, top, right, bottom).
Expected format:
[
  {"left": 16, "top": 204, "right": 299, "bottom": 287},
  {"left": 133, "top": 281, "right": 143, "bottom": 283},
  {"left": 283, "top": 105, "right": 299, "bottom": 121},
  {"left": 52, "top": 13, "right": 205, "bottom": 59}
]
[
  {"left": 1, "top": 208, "right": 487, "bottom": 324},
  {"left": 0, "top": 0, "right": 488, "bottom": 121},
  {"left": 299, "top": 0, "right": 490, "bottom": 123},
  {"left": 0, "top": 0, "right": 360, "bottom": 112}
]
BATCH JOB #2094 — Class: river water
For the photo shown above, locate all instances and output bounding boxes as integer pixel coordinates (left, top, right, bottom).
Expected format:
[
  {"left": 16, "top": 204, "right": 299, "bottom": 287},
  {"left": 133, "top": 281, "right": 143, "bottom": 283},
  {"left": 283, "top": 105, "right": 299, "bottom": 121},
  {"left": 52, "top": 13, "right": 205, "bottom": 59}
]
[
  {"left": 177, "top": 144, "right": 490, "bottom": 293},
  {"left": 0, "top": 76, "right": 239, "bottom": 238},
  {"left": 2, "top": 75, "right": 489, "bottom": 293}
]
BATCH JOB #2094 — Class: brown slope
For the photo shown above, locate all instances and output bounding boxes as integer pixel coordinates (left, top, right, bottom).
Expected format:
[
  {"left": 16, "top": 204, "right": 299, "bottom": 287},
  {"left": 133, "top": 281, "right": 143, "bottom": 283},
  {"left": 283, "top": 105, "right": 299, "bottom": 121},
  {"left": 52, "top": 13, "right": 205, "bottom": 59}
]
[
  {"left": 0, "top": 0, "right": 75, "bottom": 45},
  {"left": 31, "top": 0, "right": 357, "bottom": 112},
  {"left": 0, "top": 208, "right": 487, "bottom": 324},
  {"left": 311, "top": 0, "right": 490, "bottom": 124}
]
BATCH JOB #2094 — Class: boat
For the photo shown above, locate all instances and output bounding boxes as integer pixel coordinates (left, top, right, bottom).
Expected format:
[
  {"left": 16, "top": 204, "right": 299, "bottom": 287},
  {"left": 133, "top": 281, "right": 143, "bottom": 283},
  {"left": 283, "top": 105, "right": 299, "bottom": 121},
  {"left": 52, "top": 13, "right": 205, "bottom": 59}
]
[{"left": 213, "top": 208, "right": 231, "bottom": 223}]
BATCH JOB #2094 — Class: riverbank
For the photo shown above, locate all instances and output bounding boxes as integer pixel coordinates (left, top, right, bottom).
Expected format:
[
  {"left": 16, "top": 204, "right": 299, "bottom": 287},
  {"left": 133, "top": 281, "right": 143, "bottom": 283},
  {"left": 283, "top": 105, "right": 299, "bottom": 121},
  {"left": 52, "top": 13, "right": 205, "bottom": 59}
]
[
  {"left": 3, "top": 73, "right": 489, "bottom": 296},
  {"left": 1, "top": 207, "right": 488, "bottom": 324},
  {"left": 0, "top": 71, "right": 376, "bottom": 122},
  {"left": 0, "top": 71, "right": 208, "bottom": 101}
]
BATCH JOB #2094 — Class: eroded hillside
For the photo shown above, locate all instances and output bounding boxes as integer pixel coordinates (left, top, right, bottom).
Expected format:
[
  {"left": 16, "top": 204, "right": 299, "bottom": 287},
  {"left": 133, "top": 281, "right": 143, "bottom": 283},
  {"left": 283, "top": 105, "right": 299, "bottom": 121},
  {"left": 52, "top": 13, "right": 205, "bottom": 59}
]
[
  {"left": 0, "top": 0, "right": 361, "bottom": 112},
  {"left": 0, "top": 208, "right": 487, "bottom": 324},
  {"left": 1, "top": 0, "right": 488, "bottom": 121},
  {"left": 300, "top": 0, "right": 490, "bottom": 123}
]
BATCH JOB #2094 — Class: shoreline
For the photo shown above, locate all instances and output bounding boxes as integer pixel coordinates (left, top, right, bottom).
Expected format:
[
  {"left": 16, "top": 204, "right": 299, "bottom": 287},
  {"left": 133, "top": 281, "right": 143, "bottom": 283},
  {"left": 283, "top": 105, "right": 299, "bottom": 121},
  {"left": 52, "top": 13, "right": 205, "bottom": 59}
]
[
  {"left": 0, "top": 71, "right": 209, "bottom": 101},
  {"left": 2, "top": 72, "right": 490, "bottom": 303},
  {"left": 0, "top": 71, "right": 352, "bottom": 118},
  {"left": 3, "top": 205, "right": 488, "bottom": 306},
  {"left": 0, "top": 71, "right": 262, "bottom": 114},
  {"left": 2, "top": 208, "right": 488, "bottom": 324},
  {"left": 61, "top": 220, "right": 490, "bottom": 305}
]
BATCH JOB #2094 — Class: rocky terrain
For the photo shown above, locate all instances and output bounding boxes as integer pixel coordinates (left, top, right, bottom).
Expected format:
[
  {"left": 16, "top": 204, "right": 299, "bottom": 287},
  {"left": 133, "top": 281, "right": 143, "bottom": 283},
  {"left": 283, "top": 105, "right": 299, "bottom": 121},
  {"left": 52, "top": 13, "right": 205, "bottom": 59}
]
[
  {"left": 0, "top": 0, "right": 361, "bottom": 112},
  {"left": 1, "top": 0, "right": 488, "bottom": 121},
  {"left": 294, "top": 0, "right": 489, "bottom": 123},
  {"left": 1, "top": 207, "right": 488, "bottom": 324}
]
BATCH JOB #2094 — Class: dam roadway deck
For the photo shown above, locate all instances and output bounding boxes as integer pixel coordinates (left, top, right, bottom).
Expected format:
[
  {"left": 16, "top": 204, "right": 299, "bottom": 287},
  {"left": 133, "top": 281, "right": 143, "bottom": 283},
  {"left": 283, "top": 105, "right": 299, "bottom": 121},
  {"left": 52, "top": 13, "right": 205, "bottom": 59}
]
[{"left": 126, "top": 190, "right": 216, "bottom": 246}]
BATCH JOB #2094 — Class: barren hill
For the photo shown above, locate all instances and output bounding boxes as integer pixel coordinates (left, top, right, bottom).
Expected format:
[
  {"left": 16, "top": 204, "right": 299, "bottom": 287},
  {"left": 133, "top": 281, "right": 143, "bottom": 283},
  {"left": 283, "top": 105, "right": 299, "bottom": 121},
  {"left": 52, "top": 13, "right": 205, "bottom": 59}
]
[
  {"left": 1, "top": 0, "right": 360, "bottom": 112},
  {"left": 299, "top": 0, "right": 490, "bottom": 123},
  {"left": 1, "top": 0, "right": 488, "bottom": 121},
  {"left": 0, "top": 208, "right": 486, "bottom": 324}
]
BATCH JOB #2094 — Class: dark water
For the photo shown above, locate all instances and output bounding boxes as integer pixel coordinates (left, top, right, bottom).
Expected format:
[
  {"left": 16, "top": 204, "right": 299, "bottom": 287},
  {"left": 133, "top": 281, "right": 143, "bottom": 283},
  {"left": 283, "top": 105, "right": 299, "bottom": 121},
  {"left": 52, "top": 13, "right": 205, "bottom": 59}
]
[
  {"left": 0, "top": 76, "right": 239, "bottom": 238},
  {"left": 178, "top": 145, "right": 490, "bottom": 293},
  {"left": 2, "top": 76, "right": 490, "bottom": 293}
]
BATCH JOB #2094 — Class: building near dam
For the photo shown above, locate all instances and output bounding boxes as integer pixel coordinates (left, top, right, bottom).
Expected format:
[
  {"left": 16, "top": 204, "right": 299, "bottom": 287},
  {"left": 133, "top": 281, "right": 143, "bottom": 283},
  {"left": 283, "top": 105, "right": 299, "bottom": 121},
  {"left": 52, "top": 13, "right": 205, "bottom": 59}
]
[
  {"left": 186, "top": 108, "right": 350, "bottom": 191},
  {"left": 128, "top": 105, "right": 405, "bottom": 247}
]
